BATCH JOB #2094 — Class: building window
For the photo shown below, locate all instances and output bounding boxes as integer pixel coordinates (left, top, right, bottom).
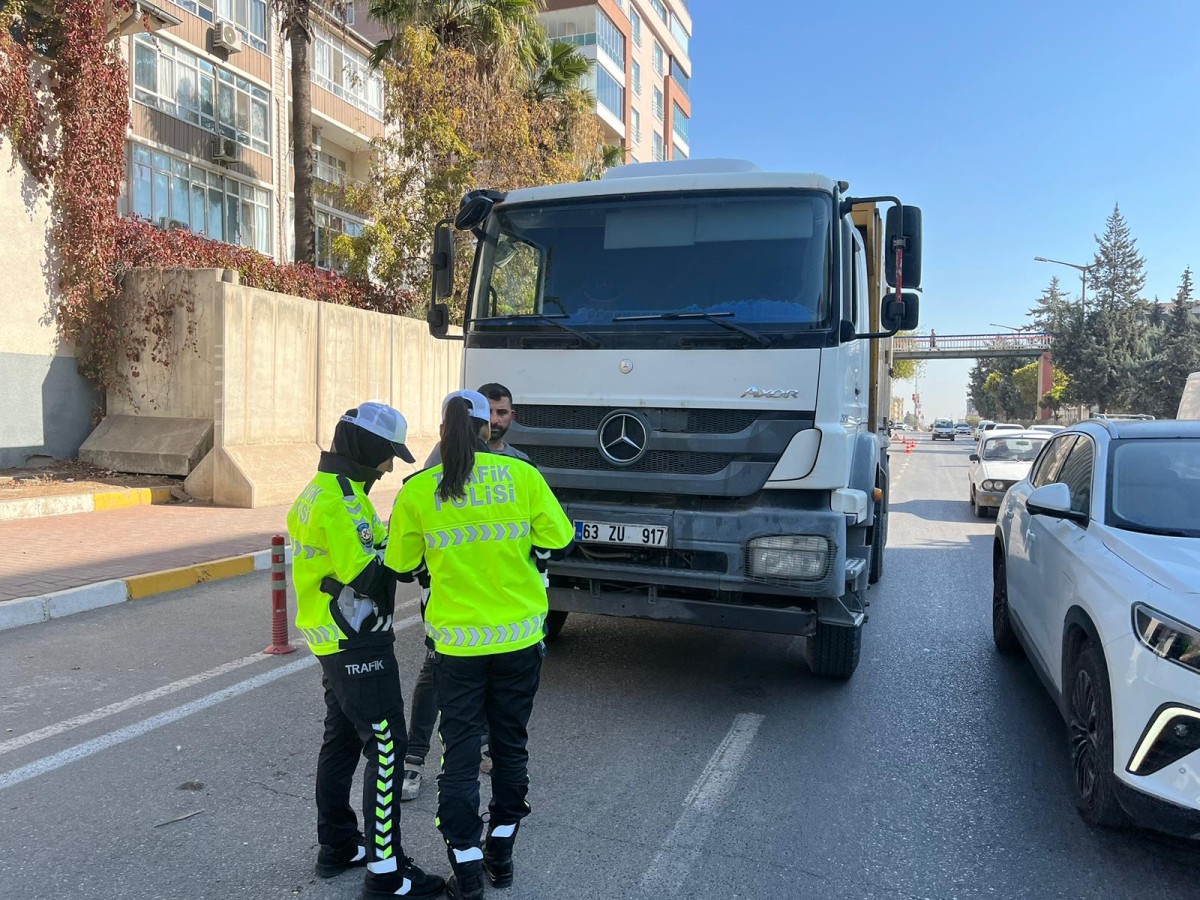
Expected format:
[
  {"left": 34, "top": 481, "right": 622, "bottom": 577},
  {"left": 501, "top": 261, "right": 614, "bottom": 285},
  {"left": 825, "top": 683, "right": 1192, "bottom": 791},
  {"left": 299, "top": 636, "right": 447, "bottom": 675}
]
[
  {"left": 670, "top": 58, "right": 689, "bottom": 96},
  {"left": 650, "top": 0, "right": 667, "bottom": 23},
  {"left": 653, "top": 41, "right": 664, "bottom": 75},
  {"left": 133, "top": 33, "right": 270, "bottom": 155},
  {"left": 631, "top": 107, "right": 641, "bottom": 143},
  {"left": 596, "top": 8, "right": 625, "bottom": 69},
  {"left": 129, "top": 143, "right": 271, "bottom": 254},
  {"left": 653, "top": 86, "right": 663, "bottom": 121},
  {"left": 595, "top": 67, "right": 624, "bottom": 122},
  {"left": 314, "top": 148, "right": 348, "bottom": 186},
  {"left": 632, "top": 60, "right": 641, "bottom": 95},
  {"left": 672, "top": 141, "right": 688, "bottom": 159},
  {"left": 312, "top": 26, "right": 385, "bottom": 118},
  {"left": 316, "top": 208, "right": 365, "bottom": 272},
  {"left": 672, "top": 102, "right": 688, "bottom": 141},
  {"left": 669, "top": 13, "right": 689, "bottom": 54},
  {"left": 630, "top": 9, "right": 641, "bottom": 46},
  {"left": 174, "top": 0, "right": 270, "bottom": 53},
  {"left": 652, "top": 131, "right": 663, "bottom": 161}
]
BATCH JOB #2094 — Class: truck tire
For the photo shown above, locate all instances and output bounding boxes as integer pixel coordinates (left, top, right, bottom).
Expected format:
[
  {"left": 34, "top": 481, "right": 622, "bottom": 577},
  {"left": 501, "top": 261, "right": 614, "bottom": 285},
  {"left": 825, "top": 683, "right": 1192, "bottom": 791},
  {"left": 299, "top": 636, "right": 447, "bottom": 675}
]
[
  {"left": 544, "top": 610, "right": 569, "bottom": 641},
  {"left": 868, "top": 500, "right": 884, "bottom": 585},
  {"left": 806, "top": 620, "right": 862, "bottom": 679}
]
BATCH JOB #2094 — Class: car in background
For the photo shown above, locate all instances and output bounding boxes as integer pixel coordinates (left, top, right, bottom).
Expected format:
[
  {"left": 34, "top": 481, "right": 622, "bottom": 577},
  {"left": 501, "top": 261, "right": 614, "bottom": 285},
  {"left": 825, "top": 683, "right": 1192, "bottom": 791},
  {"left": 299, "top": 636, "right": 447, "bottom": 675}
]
[
  {"left": 993, "top": 420, "right": 1200, "bottom": 835},
  {"left": 1030, "top": 424, "right": 1066, "bottom": 434},
  {"left": 968, "top": 430, "right": 1048, "bottom": 517},
  {"left": 974, "top": 419, "right": 994, "bottom": 439},
  {"left": 956, "top": 422, "right": 972, "bottom": 436},
  {"left": 932, "top": 418, "right": 957, "bottom": 441}
]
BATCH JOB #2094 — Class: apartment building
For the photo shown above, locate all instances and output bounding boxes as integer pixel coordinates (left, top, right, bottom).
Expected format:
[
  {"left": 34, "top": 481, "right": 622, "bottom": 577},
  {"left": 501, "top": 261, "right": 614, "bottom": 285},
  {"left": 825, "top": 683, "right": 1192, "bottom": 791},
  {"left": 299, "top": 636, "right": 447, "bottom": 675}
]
[
  {"left": 539, "top": 0, "right": 691, "bottom": 164},
  {"left": 121, "top": 0, "right": 383, "bottom": 268}
]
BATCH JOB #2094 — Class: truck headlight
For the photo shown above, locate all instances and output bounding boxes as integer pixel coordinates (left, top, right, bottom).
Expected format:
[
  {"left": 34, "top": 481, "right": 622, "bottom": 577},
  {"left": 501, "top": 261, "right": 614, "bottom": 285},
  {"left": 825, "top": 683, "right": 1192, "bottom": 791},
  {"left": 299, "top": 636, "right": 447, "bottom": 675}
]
[
  {"left": 748, "top": 535, "right": 831, "bottom": 582},
  {"left": 1134, "top": 604, "right": 1200, "bottom": 674}
]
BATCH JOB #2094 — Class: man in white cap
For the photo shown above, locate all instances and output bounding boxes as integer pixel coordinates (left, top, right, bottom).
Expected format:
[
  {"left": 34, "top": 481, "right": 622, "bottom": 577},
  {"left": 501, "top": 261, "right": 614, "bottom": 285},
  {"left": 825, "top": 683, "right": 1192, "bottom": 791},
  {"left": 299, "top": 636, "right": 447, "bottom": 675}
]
[{"left": 287, "top": 402, "right": 444, "bottom": 900}]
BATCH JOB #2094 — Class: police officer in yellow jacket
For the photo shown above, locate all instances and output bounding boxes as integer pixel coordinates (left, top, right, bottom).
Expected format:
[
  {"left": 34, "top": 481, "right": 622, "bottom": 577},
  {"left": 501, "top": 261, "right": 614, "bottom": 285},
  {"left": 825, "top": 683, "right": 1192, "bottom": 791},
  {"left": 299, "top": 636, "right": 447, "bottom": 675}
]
[
  {"left": 386, "top": 390, "right": 573, "bottom": 900},
  {"left": 287, "top": 401, "right": 445, "bottom": 900}
]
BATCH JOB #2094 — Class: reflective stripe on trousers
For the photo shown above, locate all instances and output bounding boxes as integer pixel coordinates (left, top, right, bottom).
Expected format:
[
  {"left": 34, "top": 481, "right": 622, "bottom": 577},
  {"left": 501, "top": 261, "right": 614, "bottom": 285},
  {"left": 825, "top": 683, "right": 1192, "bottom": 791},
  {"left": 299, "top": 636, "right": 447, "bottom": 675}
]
[{"left": 425, "top": 613, "right": 547, "bottom": 649}]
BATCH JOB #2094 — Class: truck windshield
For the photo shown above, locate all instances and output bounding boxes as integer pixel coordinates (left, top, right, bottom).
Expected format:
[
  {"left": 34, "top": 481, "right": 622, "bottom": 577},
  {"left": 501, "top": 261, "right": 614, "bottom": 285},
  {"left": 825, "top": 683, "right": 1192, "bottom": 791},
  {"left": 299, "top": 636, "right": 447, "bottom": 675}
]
[{"left": 469, "top": 191, "right": 832, "bottom": 335}]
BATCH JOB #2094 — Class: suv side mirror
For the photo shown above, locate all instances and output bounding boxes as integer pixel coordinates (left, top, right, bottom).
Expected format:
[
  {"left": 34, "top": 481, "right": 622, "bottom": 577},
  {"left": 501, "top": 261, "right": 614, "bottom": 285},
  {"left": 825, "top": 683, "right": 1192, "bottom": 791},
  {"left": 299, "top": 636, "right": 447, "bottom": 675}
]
[
  {"left": 885, "top": 205, "right": 922, "bottom": 290},
  {"left": 882, "top": 291, "right": 920, "bottom": 332},
  {"left": 1026, "top": 482, "right": 1087, "bottom": 524}
]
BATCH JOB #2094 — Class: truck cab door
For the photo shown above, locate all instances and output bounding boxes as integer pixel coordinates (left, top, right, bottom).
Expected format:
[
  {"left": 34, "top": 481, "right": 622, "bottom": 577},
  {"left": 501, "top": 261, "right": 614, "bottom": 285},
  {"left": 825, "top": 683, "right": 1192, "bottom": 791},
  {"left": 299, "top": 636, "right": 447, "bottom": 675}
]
[{"left": 843, "top": 224, "right": 869, "bottom": 431}]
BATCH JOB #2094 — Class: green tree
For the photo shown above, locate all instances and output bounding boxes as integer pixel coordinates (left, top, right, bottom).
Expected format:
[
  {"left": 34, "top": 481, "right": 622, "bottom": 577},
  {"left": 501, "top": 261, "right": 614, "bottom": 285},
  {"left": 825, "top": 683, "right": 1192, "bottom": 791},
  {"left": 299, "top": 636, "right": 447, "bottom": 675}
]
[
  {"left": 1011, "top": 360, "right": 1040, "bottom": 416},
  {"left": 1066, "top": 205, "right": 1150, "bottom": 412},
  {"left": 1141, "top": 268, "right": 1200, "bottom": 417},
  {"left": 369, "top": 0, "right": 546, "bottom": 74},
  {"left": 1040, "top": 369, "right": 1070, "bottom": 421}
]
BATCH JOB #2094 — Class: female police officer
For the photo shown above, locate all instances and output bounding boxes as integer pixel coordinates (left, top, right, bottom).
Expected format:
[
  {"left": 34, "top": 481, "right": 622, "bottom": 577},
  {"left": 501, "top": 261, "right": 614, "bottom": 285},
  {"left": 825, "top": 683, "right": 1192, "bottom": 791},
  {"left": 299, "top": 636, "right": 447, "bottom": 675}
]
[
  {"left": 386, "top": 390, "right": 573, "bottom": 900},
  {"left": 287, "top": 402, "right": 444, "bottom": 900}
]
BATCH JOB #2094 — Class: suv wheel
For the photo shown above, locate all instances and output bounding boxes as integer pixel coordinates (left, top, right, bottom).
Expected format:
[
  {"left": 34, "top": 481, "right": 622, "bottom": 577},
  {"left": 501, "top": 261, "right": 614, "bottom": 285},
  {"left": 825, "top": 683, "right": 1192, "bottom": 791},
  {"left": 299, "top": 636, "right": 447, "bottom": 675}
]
[
  {"left": 991, "top": 552, "right": 1021, "bottom": 655},
  {"left": 1067, "top": 645, "right": 1129, "bottom": 828}
]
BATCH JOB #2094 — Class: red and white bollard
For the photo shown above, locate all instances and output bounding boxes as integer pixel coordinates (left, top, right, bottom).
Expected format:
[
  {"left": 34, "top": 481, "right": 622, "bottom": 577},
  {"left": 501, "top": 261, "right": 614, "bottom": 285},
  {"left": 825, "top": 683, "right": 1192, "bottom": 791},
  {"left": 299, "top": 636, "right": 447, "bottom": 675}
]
[{"left": 264, "top": 534, "right": 296, "bottom": 655}]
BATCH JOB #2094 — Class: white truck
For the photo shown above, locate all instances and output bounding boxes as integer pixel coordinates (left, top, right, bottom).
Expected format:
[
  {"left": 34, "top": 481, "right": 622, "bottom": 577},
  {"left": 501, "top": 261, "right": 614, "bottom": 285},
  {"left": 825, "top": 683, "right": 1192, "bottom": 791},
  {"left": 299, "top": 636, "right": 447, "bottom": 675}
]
[{"left": 426, "top": 159, "right": 922, "bottom": 678}]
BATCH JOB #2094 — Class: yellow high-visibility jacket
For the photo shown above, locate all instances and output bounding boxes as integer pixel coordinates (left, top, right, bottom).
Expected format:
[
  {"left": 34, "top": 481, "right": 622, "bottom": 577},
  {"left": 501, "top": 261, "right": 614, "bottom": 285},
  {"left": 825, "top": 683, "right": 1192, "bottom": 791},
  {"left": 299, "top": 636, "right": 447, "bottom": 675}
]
[{"left": 386, "top": 452, "right": 572, "bottom": 657}]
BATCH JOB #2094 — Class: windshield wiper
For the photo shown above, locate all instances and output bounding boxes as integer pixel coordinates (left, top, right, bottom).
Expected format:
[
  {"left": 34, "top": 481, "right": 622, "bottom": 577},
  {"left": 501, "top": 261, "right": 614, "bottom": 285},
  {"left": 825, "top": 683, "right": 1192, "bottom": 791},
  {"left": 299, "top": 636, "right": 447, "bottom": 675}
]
[
  {"left": 471, "top": 313, "right": 600, "bottom": 347},
  {"left": 612, "top": 312, "right": 772, "bottom": 347}
]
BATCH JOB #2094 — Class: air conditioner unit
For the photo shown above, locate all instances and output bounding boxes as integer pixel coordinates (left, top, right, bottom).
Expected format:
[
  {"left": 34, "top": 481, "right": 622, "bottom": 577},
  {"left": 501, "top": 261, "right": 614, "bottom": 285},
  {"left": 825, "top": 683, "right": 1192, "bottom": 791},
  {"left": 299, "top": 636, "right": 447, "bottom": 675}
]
[
  {"left": 212, "top": 20, "right": 242, "bottom": 53},
  {"left": 211, "top": 136, "right": 240, "bottom": 164}
]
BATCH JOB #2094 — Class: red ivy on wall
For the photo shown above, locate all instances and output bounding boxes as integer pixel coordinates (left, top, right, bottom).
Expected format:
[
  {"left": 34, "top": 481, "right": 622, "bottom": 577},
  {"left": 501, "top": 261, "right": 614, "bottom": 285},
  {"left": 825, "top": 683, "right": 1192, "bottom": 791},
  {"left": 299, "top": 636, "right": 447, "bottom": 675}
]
[{"left": 0, "top": 1, "right": 412, "bottom": 391}]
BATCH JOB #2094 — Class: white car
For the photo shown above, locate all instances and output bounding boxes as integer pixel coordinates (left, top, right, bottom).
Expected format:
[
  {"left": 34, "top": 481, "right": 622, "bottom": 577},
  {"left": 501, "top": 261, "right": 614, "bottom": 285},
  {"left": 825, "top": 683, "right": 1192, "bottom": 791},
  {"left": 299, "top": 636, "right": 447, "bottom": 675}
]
[
  {"left": 968, "top": 431, "right": 1048, "bottom": 517},
  {"left": 993, "top": 420, "right": 1200, "bottom": 835},
  {"left": 1029, "top": 424, "right": 1066, "bottom": 434},
  {"left": 974, "top": 420, "right": 994, "bottom": 440}
]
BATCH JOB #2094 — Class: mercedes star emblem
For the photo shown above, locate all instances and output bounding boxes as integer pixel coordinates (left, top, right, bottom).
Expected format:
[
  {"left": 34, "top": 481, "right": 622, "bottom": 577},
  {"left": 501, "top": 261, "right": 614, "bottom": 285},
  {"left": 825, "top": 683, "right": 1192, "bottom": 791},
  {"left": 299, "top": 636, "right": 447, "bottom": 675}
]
[{"left": 597, "top": 411, "right": 649, "bottom": 466}]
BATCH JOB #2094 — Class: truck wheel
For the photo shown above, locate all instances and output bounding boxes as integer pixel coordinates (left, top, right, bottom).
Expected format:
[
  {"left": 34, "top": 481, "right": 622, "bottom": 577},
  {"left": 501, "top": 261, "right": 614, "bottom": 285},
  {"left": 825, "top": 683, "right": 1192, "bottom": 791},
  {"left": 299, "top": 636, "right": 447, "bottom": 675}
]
[
  {"left": 544, "top": 610, "right": 569, "bottom": 641},
  {"left": 806, "top": 620, "right": 862, "bottom": 679},
  {"left": 868, "top": 500, "right": 884, "bottom": 585}
]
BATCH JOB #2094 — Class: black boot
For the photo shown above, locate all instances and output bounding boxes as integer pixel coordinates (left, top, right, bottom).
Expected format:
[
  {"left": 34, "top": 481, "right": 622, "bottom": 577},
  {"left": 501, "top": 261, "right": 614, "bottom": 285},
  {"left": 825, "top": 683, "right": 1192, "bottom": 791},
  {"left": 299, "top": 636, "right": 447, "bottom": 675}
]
[
  {"left": 315, "top": 835, "right": 366, "bottom": 878},
  {"left": 361, "top": 856, "right": 446, "bottom": 900},
  {"left": 445, "top": 847, "right": 486, "bottom": 900},
  {"left": 483, "top": 821, "right": 519, "bottom": 888}
]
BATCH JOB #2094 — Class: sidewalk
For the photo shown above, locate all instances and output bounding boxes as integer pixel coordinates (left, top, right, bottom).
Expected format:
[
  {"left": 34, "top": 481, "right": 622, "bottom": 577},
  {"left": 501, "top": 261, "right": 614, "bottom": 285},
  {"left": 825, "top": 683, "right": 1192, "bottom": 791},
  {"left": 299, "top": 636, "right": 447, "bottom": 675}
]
[{"left": 0, "top": 488, "right": 399, "bottom": 604}]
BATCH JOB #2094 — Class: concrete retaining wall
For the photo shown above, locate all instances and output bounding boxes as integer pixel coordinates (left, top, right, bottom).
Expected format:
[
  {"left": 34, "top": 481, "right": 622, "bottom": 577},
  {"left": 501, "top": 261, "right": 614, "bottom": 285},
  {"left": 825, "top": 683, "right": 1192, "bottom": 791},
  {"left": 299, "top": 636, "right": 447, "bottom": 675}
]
[{"left": 82, "top": 268, "right": 462, "bottom": 507}]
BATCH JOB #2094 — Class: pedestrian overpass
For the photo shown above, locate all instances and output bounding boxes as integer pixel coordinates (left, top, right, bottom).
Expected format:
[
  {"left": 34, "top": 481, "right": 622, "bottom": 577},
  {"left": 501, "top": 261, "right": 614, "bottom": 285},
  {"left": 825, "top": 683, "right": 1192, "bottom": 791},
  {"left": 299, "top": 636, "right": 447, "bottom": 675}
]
[{"left": 892, "top": 332, "right": 1051, "bottom": 360}]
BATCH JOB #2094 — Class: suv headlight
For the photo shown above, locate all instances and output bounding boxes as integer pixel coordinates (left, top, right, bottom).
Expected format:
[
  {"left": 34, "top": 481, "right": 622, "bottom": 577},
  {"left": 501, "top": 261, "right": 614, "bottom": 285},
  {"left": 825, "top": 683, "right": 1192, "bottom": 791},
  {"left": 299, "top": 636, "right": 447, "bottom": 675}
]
[
  {"left": 1134, "top": 604, "right": 1200, "bottom": 674},
  {"left": 748, "top": 535, "right": 831, "bottom": 582}
]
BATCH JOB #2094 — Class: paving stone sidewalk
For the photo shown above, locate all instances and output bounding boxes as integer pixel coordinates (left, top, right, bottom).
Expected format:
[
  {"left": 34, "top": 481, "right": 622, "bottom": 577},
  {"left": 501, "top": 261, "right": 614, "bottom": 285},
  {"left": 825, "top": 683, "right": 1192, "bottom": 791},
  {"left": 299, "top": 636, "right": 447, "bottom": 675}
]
[{"left": 0, "top": 489, "right": 399, "bottom": 603}]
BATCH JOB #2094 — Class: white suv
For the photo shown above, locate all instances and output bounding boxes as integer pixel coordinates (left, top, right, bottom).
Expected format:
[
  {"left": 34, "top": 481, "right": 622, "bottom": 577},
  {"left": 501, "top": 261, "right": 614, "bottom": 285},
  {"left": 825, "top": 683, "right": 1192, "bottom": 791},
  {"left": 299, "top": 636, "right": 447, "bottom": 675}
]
[{"left": 993, "top": 420, "right": 1200, "bottom": 835}]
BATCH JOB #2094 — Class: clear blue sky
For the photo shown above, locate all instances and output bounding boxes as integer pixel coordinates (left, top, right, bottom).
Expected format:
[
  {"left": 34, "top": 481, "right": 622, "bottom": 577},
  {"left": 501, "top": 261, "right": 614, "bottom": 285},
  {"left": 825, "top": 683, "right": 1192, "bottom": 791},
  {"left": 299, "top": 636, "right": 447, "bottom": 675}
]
[{"left": 690, "top": 0, "right": 1200, "bottom": 419}]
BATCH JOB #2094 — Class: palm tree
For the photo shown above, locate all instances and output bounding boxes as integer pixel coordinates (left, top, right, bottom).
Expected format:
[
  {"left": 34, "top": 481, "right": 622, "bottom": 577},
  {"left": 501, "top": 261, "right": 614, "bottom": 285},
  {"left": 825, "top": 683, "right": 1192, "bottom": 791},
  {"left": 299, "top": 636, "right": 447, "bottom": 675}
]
[
  {"left": 530, "top": 39, "right": 590, "bottom": 101},
  {"left": 369, "top": 0, "right": 544, "bottom": 74}
]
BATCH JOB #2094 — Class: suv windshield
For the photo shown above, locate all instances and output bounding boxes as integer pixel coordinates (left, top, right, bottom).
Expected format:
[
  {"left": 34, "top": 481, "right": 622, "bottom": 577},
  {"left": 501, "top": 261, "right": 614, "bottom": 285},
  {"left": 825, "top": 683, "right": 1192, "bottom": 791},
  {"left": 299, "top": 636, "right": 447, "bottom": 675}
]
[
  {"left": 1108, "top": 439, "right": 1200, "bottom": 537},
  {"left": 982, "top": 436, "right": 1045, "bottom": 462},
  {"left": 470, "top": 191, "right": 832, "bottom": 334}
]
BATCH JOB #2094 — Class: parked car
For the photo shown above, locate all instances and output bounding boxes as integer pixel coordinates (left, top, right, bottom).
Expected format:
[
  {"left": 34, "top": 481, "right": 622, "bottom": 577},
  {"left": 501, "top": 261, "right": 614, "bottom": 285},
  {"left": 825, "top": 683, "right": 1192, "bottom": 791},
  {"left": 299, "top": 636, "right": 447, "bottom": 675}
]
[
  {"left": 968, "top": 431, "right": 1048, "bottom": 517},
  {"left": 932, "top": 418, "right": 956, "bottom": 441},
  {"left": 1030, "top": 424, "right": 1066, "bottom": 434},
  {"left": 974, "top": 419, "right": 994, "bottom": 440},
  {"left": 993, "top": 420, "right": 1200, "bottom": 835},
  {"left": 956, "top": 422, "right": 972, "bottom": 436}
]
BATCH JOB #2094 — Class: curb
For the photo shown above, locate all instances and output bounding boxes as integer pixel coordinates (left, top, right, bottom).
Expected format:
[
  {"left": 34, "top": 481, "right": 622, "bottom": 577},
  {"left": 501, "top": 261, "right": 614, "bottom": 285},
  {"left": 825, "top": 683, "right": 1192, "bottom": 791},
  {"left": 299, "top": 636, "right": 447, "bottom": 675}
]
[
  {"left": 0, "top": 544, "right": 293, "bottom": 632},
  {"left": 0, "top": 486, "right": 176, "bottom": 522}
]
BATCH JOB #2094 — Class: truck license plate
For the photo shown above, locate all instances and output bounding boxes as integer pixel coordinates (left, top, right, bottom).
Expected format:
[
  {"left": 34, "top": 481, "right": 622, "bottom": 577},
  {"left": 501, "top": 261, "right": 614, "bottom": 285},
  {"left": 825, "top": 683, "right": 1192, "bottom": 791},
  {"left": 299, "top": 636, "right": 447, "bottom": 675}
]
[{"left": 574, "top": 521, "right": 669, "bottom": 547}]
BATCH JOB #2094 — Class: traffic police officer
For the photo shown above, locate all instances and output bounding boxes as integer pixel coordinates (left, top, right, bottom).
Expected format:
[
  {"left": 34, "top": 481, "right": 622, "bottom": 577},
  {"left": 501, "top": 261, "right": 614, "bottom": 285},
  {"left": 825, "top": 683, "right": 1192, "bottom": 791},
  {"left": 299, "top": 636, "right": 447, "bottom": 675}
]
[
  {"left": 386, "top": 390, "right": 573, "bottom": 900},
  {"left": 287, "top": 401, "right": 444, "bottom": 900}
]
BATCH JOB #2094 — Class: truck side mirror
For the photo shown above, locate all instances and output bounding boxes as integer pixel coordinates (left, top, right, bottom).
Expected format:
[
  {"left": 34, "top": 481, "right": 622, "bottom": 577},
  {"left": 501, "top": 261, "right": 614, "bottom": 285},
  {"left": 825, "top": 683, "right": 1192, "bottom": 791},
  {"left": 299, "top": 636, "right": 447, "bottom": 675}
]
[
  {"left": 885, "top": 205, "right": 922, "bottom": 290},
  {"left": 455, "top": 189, "right": 504, "bottom": 236},
  {"left": 428, "top": 220, "right": 454, "bottom": 338},
  {"left": 882, "top": 291, "right": 920, "bottom": 332}
]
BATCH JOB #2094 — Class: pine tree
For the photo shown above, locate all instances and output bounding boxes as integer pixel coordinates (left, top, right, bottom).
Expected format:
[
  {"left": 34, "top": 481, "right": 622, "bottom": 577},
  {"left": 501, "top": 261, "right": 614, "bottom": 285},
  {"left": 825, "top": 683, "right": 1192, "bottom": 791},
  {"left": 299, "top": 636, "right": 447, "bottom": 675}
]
[
  {"left": 1142, "top": 268, "right": 1200, "bottom": 417},
  {"left": 1067, "top": 205, "right": 1150, "bottom": 412},
  {"left": 1028, "top": 275, "right": 1072, "bottom": 336}
]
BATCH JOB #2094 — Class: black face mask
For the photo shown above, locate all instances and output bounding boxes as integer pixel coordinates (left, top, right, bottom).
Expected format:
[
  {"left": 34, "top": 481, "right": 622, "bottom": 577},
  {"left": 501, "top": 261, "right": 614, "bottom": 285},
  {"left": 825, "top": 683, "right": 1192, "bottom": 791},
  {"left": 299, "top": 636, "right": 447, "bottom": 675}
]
[{"left": 331, "top": 419, "right": 394, "bottom": 470}]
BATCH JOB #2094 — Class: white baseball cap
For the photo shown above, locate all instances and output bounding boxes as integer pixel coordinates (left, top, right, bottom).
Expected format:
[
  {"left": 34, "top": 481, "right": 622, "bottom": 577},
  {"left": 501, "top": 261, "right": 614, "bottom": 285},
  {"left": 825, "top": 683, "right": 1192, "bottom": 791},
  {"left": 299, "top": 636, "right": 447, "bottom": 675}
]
[
  {"left": 442, "top": 389, "right": 490, "bottom": 422},
  {"left": 340, "top": 401, "right": 416, "bottom": 463}
]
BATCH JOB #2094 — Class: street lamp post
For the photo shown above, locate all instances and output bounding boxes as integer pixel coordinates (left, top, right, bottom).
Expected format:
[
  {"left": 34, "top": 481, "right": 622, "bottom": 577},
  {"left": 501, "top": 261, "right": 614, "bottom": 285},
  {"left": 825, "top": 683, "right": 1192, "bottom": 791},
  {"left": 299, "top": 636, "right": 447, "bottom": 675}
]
[{"left": 1034, "top": 256, "right": 1096, "bottom": 305}]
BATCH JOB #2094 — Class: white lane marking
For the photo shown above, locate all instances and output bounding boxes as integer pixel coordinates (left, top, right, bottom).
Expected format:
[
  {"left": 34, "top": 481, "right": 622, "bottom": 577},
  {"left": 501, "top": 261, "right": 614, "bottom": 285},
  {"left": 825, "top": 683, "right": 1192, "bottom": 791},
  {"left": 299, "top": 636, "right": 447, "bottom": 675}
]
[
  {"left": 0, "top": 613, "right": 421, "bottom": 791},
  {"left": 0, "top": 598, "right": 420, "bottom": 756},
  {"left": 639, "top": 713, "right": 765, "bottom": 896}
]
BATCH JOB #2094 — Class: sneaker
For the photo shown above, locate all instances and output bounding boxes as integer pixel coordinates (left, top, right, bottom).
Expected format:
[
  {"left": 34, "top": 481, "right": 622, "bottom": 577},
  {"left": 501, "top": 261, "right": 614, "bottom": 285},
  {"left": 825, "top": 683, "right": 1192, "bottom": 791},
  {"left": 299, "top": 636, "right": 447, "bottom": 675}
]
[
  {"left": 362, "top": 857, "right": 446, "bottom": 899},
  {"left": 479, "top": 742, "right": 493, "bottom": 776},
  {"left": 483, "top": 821, "right": 519, "bottom": 888},
  {"left": 446, "top": 847, "right": 486, "bottom": 900},
  {"left": 315, "top": 837, "right": 366, "bottom": 878},
  {"left": 401, "top": 762, "right": 423, "bottom": 802}
]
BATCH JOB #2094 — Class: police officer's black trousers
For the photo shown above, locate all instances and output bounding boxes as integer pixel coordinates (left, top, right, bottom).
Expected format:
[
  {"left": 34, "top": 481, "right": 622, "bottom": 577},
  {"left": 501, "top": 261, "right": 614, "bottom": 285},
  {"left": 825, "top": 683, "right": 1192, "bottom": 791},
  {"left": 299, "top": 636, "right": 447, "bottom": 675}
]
[
  {"left": 433, "top": 643, "right": 544, "bottom": 849},
  {"left": 316, "top": 644, "right": 408, "bottom": 865}
]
